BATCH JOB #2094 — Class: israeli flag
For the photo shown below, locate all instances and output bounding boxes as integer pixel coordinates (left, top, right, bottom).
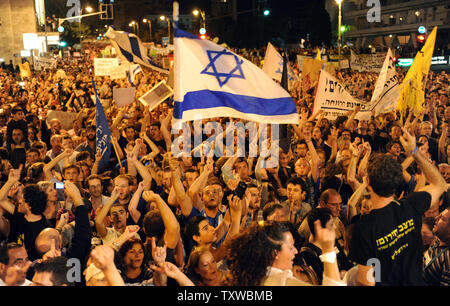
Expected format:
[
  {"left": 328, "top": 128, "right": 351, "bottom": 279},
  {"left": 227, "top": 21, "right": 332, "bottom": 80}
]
[
  {"left": 262, "top": 42, "right": 299, "bottom": 90},
  {"left": 128, "top": 64, "right": 142, "bottom": 86},
  {"left": 173, "top": 29, "right": 299, "bottom": 124},
  {"left": 105, "top": 27, "right": 169, "bottom": 75}
]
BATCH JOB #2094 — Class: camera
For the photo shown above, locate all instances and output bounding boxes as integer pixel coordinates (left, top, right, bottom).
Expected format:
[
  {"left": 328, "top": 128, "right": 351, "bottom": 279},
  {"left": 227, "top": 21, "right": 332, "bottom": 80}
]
[
  {"left": 55, "top": 182, "right": 65, "bottom": 189},
  {"left": 232, "top": 181, "right": 247, "bottom": 200}
]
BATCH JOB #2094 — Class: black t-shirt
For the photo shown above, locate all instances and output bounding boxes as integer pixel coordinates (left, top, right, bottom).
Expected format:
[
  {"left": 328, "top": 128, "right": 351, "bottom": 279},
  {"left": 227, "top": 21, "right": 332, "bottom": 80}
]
[
  {"left": 8, "top": 208, "right": 51, "bottom": 261},
  {"left": 348, "top": 191, "right": 431, "bottom": 286}
]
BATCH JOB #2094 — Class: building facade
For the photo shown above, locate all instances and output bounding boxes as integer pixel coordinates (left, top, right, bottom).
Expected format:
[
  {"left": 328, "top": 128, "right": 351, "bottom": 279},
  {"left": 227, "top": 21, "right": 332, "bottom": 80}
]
[
  {"left": 0, "top": 0, "right": 38, "bottom": 64},
  {"left": 326, "top": 0, "right": 450, "bottom": 56}
]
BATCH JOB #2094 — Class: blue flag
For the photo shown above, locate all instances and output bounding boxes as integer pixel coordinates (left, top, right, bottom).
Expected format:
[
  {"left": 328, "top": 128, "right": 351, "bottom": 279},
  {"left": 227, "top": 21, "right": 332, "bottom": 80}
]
[{"left": 93, "top": 81, "right": 112, "bottom": 173}]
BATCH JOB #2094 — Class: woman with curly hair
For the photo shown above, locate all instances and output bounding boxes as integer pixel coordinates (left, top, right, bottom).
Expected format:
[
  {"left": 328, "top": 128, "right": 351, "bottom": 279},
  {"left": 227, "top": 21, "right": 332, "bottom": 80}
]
[{"left": 224, "top": 221, "right": 344, "bottom": 286}]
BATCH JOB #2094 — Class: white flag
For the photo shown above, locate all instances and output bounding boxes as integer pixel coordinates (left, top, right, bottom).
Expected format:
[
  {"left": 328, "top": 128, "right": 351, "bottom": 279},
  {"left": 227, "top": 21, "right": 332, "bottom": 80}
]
[{"left": 370, "top": 48, "right": 400, "bottom": 116}]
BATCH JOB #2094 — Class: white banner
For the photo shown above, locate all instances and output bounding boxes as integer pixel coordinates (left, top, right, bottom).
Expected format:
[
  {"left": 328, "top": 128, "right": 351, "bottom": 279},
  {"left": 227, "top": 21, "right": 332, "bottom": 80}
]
[
  {"left": 370, "top": 48, "right": 400, "bottom": 116},
  {"left": 94, "top": 58, "right": 119, "bottom": 76},
  {"left": 33, "top": 56, "right": 57, "bottom": 71},
  {"left": 313, "top": 70, "right": 370, "bottom": 120},
  {"left": 350, "top": 50, "right": 385, "bottom": 72}
]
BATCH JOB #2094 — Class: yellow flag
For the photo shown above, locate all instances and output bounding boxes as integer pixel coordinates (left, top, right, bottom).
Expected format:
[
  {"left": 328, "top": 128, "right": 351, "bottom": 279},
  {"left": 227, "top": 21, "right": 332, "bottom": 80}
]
[
  {"left": 19, "top": 62, "right": 32, "bottom": 79},
  {"left": 397, "top": 27, "right": 437, "bottom": 120},
  {"left": 316, "top": 48, "right": 322, "bottom": 61},
  {"left": 421, "top": 26, "right": 437, "bottom": 76}
]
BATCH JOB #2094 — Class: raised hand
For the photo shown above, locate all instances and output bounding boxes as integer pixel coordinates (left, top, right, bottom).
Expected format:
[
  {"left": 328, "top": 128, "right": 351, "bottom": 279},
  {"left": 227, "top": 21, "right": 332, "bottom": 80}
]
[
  {"left": 313, "top": 220, "right": 335, "bottom": 253},
  {"left": 142, "top": 190, "right": 159, "bottom": 203},
  {"left": 8, "top": 165, "right": 22, "bottom": 184},
  {"left": 56, "top": 212, "right": 69, "bottom": 230},
  {"left": 399, "top": 127, "right": 417, "bottom": 155},
  {"left": 95, "top": 149, "right": 102, "bottom": 163},
  {"left": 43, "top": 238, "right": 61, "bottom": 261},
  {"left": 123, "top": 225, "right": 140, "bottom": 239},
  {"left": 151, "top": 237, "right": 167, "bottom": 265},
  {"left": 90, "top": 245, "right": 116, "bottom": 271}
]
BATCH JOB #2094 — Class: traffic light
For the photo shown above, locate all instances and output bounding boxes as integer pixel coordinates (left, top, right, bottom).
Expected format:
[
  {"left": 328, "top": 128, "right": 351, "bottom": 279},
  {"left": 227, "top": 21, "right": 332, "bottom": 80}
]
[
  {"left": 199, "top": 28, "right": 206, "bottom": 35},
  {"left": 59, "top": 41, "right": 67, "bottom": 48},
  {"left": 200, "top": 35, "right": 206, "bottom": 40},
  {"left": 417, "top": 34, "right": 426, "bottom": 44},
  {"left": 263, "top": 9, "right": 270, "bottom": 16}
]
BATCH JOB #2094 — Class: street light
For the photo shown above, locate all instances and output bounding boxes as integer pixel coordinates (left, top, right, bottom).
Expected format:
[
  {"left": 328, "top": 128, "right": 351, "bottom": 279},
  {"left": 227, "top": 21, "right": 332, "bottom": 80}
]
[
  {"left": 86, "top": 6, "right": 93, "bottom": 13},
  {"left": 336, "top": 0, "right": 343, "bottom": 60},
  {"left": 192, "top": 9, "right": 206, "bottom": 33},
  {"left": 160, "top": 15, "right": 171, "bottom": 42},
  {"left": 143, "top": 18, "right": 152, "bottom": 40}
]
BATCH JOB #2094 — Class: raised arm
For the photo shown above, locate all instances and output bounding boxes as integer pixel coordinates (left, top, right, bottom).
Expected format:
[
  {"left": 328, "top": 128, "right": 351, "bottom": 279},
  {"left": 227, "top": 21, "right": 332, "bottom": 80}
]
[
  {"left": 400, "top": 127, "right": 447, "bottom": 210},
  {"left": 167, "top": 156, "right": 194, "bottom": 217},
  {"left": 211, "top": 195, "right": 242, "bottom": 262},
  {"left": 43, "top": 149, "right": 73, "bottom": 180},
  {"left": 128, "top": 182, "right": 146, "bottom": 224},
  {"left": 347, "top": 177, "right": 368, "bottom": 223},
  {"left": 95, "top": 187, "right": 120, "bottom": 239},
  {"left": 0, "top": 167, "right": 22, "bottom": 215},
  {"left": 140, "top": 132, "right": 161, "bottom": 160},
  {"left": 438, "top": 123, "right": 448, "bottom": 163},
  {"left": 304, "top": 129, "right": 320, "bottom": 183},
  {"left": 143, "top": 191, "right": 180, "bottom": 249}
]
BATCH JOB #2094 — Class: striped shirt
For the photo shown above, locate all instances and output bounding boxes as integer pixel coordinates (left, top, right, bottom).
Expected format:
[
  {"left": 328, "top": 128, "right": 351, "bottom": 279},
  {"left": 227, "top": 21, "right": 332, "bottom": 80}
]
[{"left": 423, "top": 240, "right": 450, "bottom": 286}]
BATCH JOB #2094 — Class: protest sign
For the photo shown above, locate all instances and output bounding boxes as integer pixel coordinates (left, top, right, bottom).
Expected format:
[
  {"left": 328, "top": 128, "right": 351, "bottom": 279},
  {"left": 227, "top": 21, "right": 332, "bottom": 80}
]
[
  {"left": 138, "top": 80, "right": 173, "bottom": 110},
  {"left": 350, "top": 51, "right": 385, "bottom": 72},
  {"left": 46, "top": 110, "right": 78, "bottom": 130},
  {"left": 339, "top": 59, "right": 349, "bottom": 69},
  {"left": 113, "top": 87, "right": 136, "bottom": 107},
  {"left": 296, "top": 55, "right": 308, "bottom": 71},
  {"left": 108, "top": 64, "right": 128, "bottom": 80},
  {"left": 313, "top": 70, "right": 370, "bottom": 120},
  {"left": 94, "top": 58, "right": 119, "bottom": 76}
]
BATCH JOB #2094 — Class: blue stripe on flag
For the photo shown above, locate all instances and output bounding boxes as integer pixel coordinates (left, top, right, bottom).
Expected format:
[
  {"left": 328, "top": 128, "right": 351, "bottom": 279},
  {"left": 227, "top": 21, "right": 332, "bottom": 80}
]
[
  {"left": 118, "top": 45, "right": 134, "bottom": 63},
  {"left": 129, "top": 36, "right": 142, "bottom": 59},
  {"left": 173, "top": 90, "right": 296, "bottom": 119},
  {"left": 174, "top": 29, "right": 200, "bottom": 39}
]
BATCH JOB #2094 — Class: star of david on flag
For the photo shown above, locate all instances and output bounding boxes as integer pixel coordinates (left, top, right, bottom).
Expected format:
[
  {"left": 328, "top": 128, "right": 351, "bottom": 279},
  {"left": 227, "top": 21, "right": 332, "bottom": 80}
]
[
  {"left": 200, "top": 49, "right": 245, "bottom": 87},
  {"left": 173, "top": 29, "right": 299, "bottom": 124}
]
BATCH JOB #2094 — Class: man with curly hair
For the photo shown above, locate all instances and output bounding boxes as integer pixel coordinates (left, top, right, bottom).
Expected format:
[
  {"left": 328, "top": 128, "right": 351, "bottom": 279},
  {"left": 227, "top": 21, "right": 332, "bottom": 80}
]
[{"left": 349, "top": 128, "right": 447, "bottom": 286}]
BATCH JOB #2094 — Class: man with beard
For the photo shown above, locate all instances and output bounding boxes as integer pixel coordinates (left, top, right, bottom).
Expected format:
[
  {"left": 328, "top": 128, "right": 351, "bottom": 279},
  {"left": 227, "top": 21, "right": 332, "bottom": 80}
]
[{"left": 75, "top": 125, "right": 96, "bottom": 160}]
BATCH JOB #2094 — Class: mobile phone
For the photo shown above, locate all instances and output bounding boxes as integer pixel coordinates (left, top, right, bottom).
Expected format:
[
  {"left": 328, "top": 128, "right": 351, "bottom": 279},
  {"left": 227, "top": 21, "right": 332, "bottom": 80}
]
[{"left": 55, "top": 182, "right": 65, "bottom": 189}]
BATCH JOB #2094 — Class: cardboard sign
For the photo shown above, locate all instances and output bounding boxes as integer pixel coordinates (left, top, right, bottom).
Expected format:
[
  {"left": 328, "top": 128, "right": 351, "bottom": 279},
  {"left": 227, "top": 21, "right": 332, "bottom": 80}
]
[
  {"left": 46, "top": 110, "right": 78, "bottom": 130},
  {"left": 138, "top": 80, "right": 173, "bottom": 110},
  {"left": 113, "top": 87, "right": 136, "bottom": 107}
]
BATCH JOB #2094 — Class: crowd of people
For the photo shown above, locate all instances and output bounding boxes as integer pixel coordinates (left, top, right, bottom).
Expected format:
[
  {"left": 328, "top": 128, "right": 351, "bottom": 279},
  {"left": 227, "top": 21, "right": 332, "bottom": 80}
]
[{"left": 0, "top": 42, "right": 449, "bottom": 287}]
